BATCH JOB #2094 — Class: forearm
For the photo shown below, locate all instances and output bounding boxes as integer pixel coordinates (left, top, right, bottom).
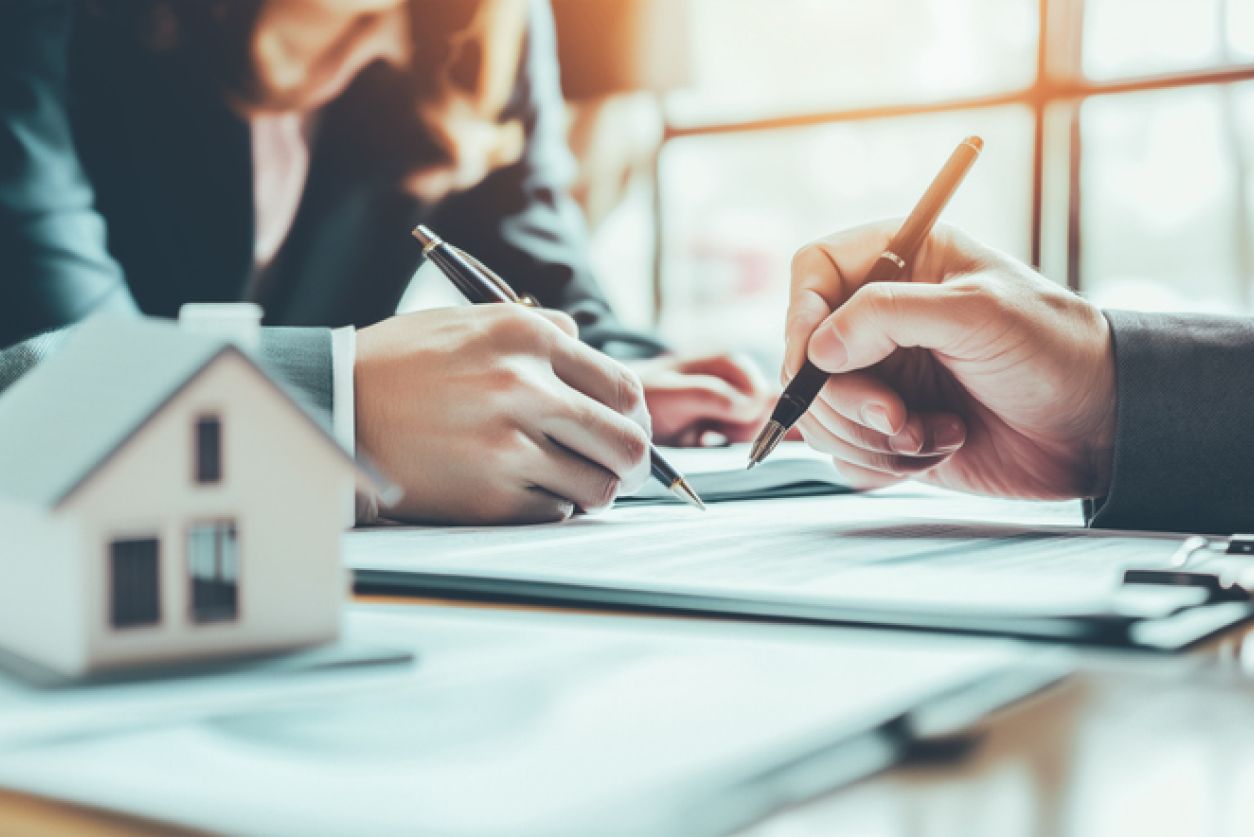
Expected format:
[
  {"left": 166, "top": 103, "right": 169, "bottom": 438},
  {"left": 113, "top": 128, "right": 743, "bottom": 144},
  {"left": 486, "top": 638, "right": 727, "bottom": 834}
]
[{"left": 1089, "top": 310, "right": 1254, "bottom": 534}]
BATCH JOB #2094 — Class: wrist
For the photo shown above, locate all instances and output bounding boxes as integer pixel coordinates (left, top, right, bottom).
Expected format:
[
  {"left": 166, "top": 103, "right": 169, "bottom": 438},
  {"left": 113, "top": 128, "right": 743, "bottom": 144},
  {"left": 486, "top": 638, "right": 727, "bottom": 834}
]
[{"left": 1080, "top": 311, "right": 1117, "bottom": 498}]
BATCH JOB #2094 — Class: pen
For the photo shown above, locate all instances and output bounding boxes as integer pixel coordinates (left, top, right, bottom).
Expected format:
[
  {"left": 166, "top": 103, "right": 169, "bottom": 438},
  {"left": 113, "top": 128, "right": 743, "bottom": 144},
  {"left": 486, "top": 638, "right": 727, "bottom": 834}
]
[
  {"left": 411, "top": 224, "right": 706, "bottom": 510},
  {"left": 748, "top": 135, "right": 984, "bottom": 469}
]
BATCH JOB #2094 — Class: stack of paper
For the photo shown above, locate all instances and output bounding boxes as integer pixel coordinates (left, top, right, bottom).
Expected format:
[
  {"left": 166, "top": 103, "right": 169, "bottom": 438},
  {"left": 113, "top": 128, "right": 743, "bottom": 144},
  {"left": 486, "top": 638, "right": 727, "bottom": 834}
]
[
  {"left": 0, "top": 608, "right": 1061, "bottom": 836},
  {"left": 350, "top": 476, "right": 1251, "bottom": 649},
  {"left": 624, "top": 443, "right": 851, "bottom": 503}
]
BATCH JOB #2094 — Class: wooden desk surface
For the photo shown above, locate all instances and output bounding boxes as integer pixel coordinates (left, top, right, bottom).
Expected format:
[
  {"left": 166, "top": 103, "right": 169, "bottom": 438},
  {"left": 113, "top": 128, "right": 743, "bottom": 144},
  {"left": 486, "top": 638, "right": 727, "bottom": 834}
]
[{"left": 5, "top": 597, "right": 1254, "bottom": 837}]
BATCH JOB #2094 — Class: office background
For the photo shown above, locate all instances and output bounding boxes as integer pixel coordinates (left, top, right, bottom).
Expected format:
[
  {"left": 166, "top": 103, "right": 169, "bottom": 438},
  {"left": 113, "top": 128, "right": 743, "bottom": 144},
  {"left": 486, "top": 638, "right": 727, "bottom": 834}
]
[{"left": 545, "top": 0, "right": 1254, "bottom": 365}]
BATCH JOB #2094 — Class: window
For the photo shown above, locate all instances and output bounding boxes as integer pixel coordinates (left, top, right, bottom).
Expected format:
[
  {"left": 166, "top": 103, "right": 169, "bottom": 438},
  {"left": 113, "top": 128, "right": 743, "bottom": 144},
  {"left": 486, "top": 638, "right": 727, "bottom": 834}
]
[
  {"left": 109, "top": 537, "right": 160, "bottom": 628},
  {"left": 188, "top": 521, "right": 239, "bottom": 623},
  {"left": 658, "top": 107, "right": 1035, "bottom": 359},
  {"left": 1081, "top": 82, "right": 1254, "bottom": 313},
  {"left": 643, "top": 0, "right": 1254, "bottom": 362},
  {"left": 195, "top": 415, "right": 222, "bottom": 484}
]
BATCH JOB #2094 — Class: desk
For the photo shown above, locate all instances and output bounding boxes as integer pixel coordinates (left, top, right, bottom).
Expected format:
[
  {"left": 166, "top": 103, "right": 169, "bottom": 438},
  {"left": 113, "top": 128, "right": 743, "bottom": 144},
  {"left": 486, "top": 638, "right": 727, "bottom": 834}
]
[{"left": 4, "top": 596, "right": 1254, "bottom": 837}]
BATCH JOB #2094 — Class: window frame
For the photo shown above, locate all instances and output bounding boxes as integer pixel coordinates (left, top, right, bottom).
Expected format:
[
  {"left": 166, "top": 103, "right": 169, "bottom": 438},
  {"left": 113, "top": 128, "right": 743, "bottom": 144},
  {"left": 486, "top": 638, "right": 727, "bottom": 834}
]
[
  {"left": 186, "top": 519, "right": 240, "bottom": 625},
  {"left": 649, "top": 0, "right": 1254, "bottom": 314}
]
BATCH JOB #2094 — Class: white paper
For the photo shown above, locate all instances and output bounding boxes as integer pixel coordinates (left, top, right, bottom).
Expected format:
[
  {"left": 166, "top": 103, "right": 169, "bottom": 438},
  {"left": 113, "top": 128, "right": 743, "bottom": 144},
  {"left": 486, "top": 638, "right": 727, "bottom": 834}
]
[
  {"left": 624, "top": 442, "right": 848, "bottom": 502},
  {"left": 349, "top": 487, "right": 1194, "bottom": 620},
  {"left": 0, "top": 607, "right": 1053, "bottom": 837}
]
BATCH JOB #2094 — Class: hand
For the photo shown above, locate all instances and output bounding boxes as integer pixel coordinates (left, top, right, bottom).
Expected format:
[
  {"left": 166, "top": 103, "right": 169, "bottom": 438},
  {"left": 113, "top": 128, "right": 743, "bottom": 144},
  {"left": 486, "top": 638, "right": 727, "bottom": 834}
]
[
  {"left": 785, "top": 222, "right": 1116, "bottom": 499},
  {"left": 630, "top": 353, "right": 773, "bottom": 446},
  {"left": 356, "top": 306, "right": 652, "bottom": 524}
]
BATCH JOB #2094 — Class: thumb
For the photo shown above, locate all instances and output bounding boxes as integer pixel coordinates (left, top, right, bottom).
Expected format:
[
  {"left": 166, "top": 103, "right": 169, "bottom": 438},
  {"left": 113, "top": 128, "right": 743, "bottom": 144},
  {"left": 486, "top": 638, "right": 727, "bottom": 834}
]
[
  {"left": 783, "top": 290, "right": 832, "bottom": 379},
  {"left": 808, "top": 282, "right": 984, "bottom": 372}
]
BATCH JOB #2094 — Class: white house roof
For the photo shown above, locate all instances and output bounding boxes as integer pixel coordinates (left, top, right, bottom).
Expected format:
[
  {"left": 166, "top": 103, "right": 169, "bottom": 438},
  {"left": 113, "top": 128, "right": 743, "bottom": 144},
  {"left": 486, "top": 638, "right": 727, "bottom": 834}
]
[{"left": 0, "top": 316, "right": 384, "bottom": 508}]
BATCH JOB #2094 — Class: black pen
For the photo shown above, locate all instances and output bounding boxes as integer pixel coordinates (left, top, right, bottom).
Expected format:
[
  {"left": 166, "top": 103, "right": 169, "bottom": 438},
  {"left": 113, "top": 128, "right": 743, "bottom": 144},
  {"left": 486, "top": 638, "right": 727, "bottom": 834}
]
[
  {"left": 411, "top": 225, "right": 706, "bottom": 510},
  {"left": 748, "top": 135, "right": 984, "bottom": 468}
]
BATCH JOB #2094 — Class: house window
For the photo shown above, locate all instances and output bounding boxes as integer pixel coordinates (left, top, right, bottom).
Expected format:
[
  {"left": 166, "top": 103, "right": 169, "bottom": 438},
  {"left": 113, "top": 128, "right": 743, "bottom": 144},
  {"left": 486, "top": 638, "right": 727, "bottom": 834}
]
[
  {"left": 195, "top": 415, "right": 222, "bottom": 484},
  {"left": 188, "top": 521, "right": 239, "bottom": 623},
  {"left": 109, "top": 537, "right": 160, "bottom": 628}
]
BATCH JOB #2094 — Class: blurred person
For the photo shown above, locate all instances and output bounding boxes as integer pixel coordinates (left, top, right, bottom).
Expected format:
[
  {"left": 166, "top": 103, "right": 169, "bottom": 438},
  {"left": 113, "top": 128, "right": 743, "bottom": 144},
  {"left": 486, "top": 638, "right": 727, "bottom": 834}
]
[
  {"left": 0, "top": 0, "right": 770, "bottom": 524},
  {"left": 784, "top": 221, "right": 1254, "bottom": 534}
]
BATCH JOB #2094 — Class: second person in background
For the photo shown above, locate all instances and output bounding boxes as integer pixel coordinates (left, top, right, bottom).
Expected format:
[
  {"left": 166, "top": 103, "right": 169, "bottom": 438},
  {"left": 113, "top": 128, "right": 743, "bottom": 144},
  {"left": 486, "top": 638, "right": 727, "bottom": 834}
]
[{"left": 0, "top": 0, "right": 772, "bottom": 523}]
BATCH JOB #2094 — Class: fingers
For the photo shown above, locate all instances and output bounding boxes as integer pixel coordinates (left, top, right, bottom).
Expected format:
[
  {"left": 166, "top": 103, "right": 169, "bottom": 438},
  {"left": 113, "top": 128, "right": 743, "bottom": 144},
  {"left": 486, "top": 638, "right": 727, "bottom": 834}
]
[
  {"left": 809, "top": 397, "right": 965, "bottom": 463},
  {"left": 656, "top": 373, "right": 759, "bottom": 416},
  {"left": 796, "top": 371, "right": 967, "bottom": 488},
  {"left": 797, "top": 416, "right": 902, "bottom": 491},
  {"left": 785, "top": 222, "right": 989, "bottom": 380},
  {"left": 798, "top": 407, "right": 960, "bottom": 490},
  {"left": 548, "top": 331, "right": 653, "bottom": 433},
  {"left": 644, "top": 374, "right": 770, "bottom": 447},
  {"left": 528, "top": 436, "right": 624, "bottom": 514},
  {"left": 499, "top": 487, "right": 577, "bottom": 525},
  {"left": 541, "top": 388, "right": 652, "bottom": 494},
  {"left": 672, "top": 353, "right": 769, "bottom": 397},
  {"left": 786, "top": 222, "right": 899, "bottom": 377},
  {"left": 816, "top": 372, "right": 909, "bottom": 436},
  {"left": 808, "top": 281, "right": 991, "bottom": 374}
]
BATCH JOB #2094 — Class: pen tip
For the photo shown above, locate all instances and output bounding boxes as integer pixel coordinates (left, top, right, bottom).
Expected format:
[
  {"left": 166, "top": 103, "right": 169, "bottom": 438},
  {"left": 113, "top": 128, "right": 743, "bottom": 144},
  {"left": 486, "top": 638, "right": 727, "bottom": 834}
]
[
  {"left": 748, "top": 420, "right": 787, "bottom": 468},
  {"left": 673, "top": 478, "right": 706, "bottom": 511}
]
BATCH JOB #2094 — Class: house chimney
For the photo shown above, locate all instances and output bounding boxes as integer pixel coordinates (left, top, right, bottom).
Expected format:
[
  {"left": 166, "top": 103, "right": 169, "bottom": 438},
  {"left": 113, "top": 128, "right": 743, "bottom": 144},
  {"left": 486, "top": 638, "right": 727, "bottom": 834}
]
[{"left": 178, "top": 303, "right": 263, "bottom": 353}]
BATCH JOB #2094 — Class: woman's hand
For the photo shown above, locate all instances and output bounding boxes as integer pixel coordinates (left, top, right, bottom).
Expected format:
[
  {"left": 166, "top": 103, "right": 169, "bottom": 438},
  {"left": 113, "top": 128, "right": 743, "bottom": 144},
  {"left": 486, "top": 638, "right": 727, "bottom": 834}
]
[
  {"left": 785, "top": 222, "right": 1116, "bottom": 500},
  {"left": 630, "top": 353, "right": 774, "bottom": 446},
  {"left": 356, "top": 305, "right": 652, "bottom": 524}
]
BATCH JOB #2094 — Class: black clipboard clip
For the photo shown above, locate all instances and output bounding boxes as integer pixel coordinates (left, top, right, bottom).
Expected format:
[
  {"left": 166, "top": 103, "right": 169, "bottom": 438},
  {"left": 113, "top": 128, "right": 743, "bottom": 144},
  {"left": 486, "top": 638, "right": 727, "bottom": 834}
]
[{"left": 1122, "top": 535, "right": 1254, "bottom": 603}]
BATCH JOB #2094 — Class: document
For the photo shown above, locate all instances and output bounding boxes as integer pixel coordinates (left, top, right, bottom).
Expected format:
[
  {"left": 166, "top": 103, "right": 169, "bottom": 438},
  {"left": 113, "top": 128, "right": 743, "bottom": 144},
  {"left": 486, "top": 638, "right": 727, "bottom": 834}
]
[
  {"left": 0, "top": 607, "right": 1062, "bottom": 837},
  {"left": 624, "top": 442, "right": 851, "bottom": 503},
  {"left": 348, "top": 488, "right": 1249, "bottom": 648}
]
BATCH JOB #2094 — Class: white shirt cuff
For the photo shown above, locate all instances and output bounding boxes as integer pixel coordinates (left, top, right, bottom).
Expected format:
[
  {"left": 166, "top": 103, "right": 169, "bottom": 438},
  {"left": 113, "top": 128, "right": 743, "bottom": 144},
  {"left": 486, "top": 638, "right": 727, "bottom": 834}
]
[
  {"left": 332, "top": 326, "right": 375, "bottom": 526},
  {"left": 330, "top": 326, "right": 356, "bottom": 456}
]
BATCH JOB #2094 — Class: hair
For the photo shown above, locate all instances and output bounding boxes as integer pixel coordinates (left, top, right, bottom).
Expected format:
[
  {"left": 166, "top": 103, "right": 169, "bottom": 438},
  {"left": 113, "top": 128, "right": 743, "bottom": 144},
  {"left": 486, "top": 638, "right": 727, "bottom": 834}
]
[{"left": 83, "top": 0, "right": 529, "bottom": 200}]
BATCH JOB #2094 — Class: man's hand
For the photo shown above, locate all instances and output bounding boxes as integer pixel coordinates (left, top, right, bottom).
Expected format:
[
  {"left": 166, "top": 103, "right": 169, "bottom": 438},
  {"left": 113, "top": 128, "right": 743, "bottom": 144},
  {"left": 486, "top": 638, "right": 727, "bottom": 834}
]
[
  {"left": 356, "top": 306, "right": 652, "bottom": 524},
  {"left": 630, "top": 353, "right": 773, "bottom": 446},
  {"left": 785, "top": 222, "right": 1116, "bottom": 500}
]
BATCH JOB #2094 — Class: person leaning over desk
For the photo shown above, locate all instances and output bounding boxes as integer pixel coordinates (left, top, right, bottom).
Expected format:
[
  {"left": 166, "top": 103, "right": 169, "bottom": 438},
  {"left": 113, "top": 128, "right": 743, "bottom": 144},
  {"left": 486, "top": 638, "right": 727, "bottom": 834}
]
[
  {"left": 0, "top": 0, "right": 771, "bottom": 524},
  {"left": 783, "top": 221, "right": 1254, "bottom": 535}
]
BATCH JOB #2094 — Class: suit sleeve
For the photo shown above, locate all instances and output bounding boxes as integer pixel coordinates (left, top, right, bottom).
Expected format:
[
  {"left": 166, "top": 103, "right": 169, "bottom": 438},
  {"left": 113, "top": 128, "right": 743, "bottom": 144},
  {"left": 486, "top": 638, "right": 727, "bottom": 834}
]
[
  {"left": 0, "top": 0, "right": 139, "bottom": 347},
  {"left": 427, "top": 0, "right": 667, "bottom": 360},
  {"left": 1087, "top": 309, "right": 1254, "bottom": 534}
]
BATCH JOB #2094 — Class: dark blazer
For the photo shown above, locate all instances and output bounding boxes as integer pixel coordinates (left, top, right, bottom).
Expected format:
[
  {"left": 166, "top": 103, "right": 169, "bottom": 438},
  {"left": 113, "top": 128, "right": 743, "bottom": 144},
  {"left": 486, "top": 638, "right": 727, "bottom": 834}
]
[
  {"left": 0, "top": 0, "right": 662, "bottom": 411},
  {"left": 1085, "top": 310, "right": 1254, "bottom": 534}
]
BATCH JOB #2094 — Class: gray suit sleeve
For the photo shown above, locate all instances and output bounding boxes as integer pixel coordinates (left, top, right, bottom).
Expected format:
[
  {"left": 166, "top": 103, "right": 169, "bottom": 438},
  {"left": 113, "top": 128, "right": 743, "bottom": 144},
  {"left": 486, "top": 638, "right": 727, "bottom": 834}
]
[
  {"left": 0, "top": 328, "right": 72, "bottom": 393},
  {"left": 256, "top": 327, "right": 335, "bottom": 418},
  {"left": 0, "top": 0, "right": 139, "bottom": 346},
  {"left": 1088, "top": 309, "right": 1254, "bottom": 534}
]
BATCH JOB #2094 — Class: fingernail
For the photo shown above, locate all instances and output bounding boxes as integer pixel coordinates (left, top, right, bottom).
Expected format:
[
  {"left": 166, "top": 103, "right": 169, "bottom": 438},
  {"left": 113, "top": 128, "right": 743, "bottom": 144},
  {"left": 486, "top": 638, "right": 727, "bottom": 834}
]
[
  {"left": 934, "top": 419, "right": 965, "bottom": 451},
  {"left": 860, "top": 404, "right": 894, "bottom": 436},
  {"left": 809, "top": 325, "right": 848, "bottom": 370},
  {"left": 889, "top": 426, "right": 923, "bottom": 454}
]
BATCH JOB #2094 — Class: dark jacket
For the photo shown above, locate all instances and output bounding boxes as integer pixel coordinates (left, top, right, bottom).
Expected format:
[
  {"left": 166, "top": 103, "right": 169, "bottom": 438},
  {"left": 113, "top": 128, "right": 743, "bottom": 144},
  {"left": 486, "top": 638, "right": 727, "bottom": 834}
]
[
  {"left": 0, "top": 0, "right": 663, "bottom": 411},
  {"left": 1086, "top": 310, "right": 1254, "bottom": 534}
]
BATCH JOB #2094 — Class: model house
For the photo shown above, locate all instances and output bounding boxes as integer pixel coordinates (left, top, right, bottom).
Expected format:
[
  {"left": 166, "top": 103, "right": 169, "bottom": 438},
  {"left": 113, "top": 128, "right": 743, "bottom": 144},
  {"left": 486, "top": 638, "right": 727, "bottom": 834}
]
[{"left": 0, "top": 316, "right": 379, "bottom": 677}]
